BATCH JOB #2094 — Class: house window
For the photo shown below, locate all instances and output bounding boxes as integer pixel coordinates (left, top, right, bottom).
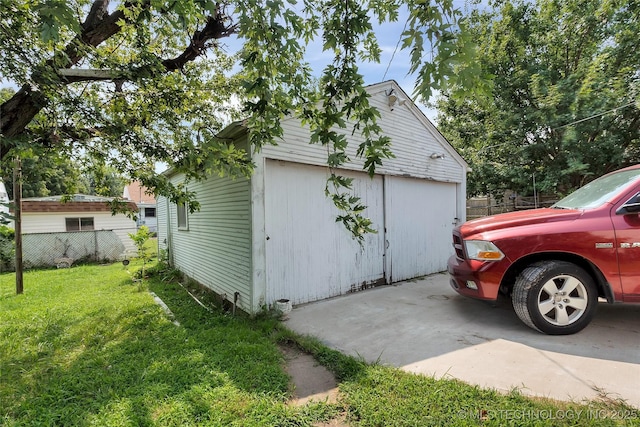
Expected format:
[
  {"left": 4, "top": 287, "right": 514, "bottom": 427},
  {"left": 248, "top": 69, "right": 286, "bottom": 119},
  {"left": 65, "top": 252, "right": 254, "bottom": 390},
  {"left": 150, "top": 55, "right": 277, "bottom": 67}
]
[
  {"left": 144, "top": 207, "right": 156, "bottom": 218},
  {"left": 177, "top": 202, "right": 188, "bottom": 230},
  {"left": 66, "top": 217, "right": 95, "bottom": 231}
]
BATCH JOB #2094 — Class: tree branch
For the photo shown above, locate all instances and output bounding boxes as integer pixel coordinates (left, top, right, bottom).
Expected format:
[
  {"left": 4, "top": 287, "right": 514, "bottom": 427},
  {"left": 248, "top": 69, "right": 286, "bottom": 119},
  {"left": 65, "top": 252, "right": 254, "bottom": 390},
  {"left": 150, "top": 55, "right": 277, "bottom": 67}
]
[
  {"left": 1, "top": 0, "right": 235, "bottom": 162},
  {"left": 1, "top": 0, "right": 134, "bottom": 147},
  {"left": 59, "top": 9, "right": 237, "bottom": 84},
  {"left": 162, "top": 8, "right": 237, "bottom": 72}
]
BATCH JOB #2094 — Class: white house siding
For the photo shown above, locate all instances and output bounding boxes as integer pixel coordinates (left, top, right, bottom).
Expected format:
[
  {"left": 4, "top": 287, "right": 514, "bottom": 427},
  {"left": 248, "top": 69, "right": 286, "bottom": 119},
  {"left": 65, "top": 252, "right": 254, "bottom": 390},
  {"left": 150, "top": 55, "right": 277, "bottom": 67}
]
[
  {"left": 384, "top": 176, "right": 457, "bottom": 282},
  {"left": 0, "top": 180, "right": 8, "bottom": 219},
  {"left": 161, "top": 172, "right": 253, "bottom": 313},
  {"left": 260, "top": 81, "right": 467, "bottom": 226},
  {"left": 21, "top": 211, "right": 137, "bottom": 252},
  {"left": 263, "top": 160, "right": 385, "bottom": 305},
  {"left": 156, "top": 196, "right": 169, "bottom": 255},
  {"left": 137, "top": 202, "right": 158, "bottom": 233}
]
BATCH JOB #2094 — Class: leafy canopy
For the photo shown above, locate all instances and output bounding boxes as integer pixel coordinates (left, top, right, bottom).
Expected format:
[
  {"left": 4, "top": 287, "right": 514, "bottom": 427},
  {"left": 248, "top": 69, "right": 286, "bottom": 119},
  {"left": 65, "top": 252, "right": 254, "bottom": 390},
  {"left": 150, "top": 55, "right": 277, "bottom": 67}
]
[
  {"left": 1, "top": 0, "right": 481, "bottom": 239},
  {"left": 436, "top": 0, "right": 640, "bottom": 198}
]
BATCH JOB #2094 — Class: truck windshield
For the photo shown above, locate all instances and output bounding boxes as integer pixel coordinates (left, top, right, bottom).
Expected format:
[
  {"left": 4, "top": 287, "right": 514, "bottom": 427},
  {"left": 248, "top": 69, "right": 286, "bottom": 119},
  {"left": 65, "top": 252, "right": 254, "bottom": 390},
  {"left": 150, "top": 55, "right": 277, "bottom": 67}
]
[{"left": 553, "top": 169, "right": 640, "bottom": 210}]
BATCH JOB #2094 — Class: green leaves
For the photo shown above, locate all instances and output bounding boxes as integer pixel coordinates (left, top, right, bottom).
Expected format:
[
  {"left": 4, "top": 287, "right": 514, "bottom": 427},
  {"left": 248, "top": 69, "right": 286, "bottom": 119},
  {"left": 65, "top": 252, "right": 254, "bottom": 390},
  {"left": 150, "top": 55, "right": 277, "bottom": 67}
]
[
  {"left": 400, "top": 0, "right": 486, "bottom": 101},
  {"left": 326, "top": 174, "right": 377, "bottom": 241},
  {"left": 34, "top": 0, "right": 80, "bottom": 42},
  {"left": 437, "top": 0, "right": 640, "bottom": 198}
]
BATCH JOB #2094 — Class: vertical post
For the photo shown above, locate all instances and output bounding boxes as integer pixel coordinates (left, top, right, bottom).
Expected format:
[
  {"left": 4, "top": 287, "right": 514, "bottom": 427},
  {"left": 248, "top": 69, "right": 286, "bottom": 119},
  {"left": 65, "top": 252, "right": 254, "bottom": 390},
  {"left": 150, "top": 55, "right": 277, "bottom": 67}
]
[
  {"left": 533, "top": 173, "right": 538, "bottom": 209},
  {"left": 13, "top": 157, "right": 23, "bottom": 294}
]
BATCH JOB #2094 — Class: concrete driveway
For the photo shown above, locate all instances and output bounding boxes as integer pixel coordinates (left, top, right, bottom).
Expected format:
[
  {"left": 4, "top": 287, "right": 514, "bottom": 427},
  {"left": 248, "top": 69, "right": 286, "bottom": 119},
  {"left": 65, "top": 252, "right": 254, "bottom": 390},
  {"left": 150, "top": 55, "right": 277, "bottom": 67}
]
[{"left": 284, "top": 272, "right": 640, "bottom": 407}]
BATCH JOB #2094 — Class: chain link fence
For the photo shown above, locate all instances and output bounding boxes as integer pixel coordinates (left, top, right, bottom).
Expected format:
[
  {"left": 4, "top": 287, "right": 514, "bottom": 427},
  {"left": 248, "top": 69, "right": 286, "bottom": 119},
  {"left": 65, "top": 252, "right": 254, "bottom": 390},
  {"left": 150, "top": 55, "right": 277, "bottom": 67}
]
[{"left": 17, "top": 230, "right": 130, "bottom": 269}]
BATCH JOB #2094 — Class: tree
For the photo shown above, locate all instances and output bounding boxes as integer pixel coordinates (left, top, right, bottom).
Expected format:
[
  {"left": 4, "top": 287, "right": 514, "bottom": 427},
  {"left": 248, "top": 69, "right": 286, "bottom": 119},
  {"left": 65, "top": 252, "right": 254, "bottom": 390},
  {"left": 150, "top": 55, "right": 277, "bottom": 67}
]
[
  {"left": 128, "top": 224, "right": 152, "bottom": 289},
  {"left": 1, "top": 0, "right": 480, "bottom": 239},
  {"left": 2, "top": 151, "right": 89, "bottom": 199},
  {"left": 2, "top": 152, "right": 130, "bottom": 199},
  {"left": 436, "top": 0, "right": 640, "bottom": 198},
  {"left": 82, "top": 164, "right": 126, "bottom": 197},
  {"left": 1, "top": 87, "right": 126, "bottom": 199}
]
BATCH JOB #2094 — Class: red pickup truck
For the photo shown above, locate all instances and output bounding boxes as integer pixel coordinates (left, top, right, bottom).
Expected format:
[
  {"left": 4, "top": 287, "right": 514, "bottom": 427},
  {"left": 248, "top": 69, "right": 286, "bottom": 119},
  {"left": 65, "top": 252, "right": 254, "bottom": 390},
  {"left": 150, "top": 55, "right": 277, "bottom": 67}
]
[{"left": 448, "top": 164, "right": 640, "bottom": 335}]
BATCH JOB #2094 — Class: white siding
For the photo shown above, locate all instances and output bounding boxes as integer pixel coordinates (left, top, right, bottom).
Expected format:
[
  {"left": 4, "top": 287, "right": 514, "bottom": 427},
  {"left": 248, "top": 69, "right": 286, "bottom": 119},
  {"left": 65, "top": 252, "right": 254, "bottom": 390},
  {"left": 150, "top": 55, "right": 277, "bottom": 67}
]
[
  {"left": 384, "top": 176, "right": 457, "bottom": 282},
  {"left": 0, "top": 180, "right": 8, "bottom": 217},
  {"left": 137, "top": 202, "right": 158, "bottom": 233},
  {"left": 162, "top": 172, "right": 253, "bottom": 313},
  {"left": 261, "top": 81, "right": 466, "bottom": 184},
  {"left": 21, "top": 212, "right": 137, "bottom": 252},
  {"left": 156, "top": 197, "right": 169, "bottom": 254},
  {"left": 263, "top": 160, "right": 385, "bottom": 306}
]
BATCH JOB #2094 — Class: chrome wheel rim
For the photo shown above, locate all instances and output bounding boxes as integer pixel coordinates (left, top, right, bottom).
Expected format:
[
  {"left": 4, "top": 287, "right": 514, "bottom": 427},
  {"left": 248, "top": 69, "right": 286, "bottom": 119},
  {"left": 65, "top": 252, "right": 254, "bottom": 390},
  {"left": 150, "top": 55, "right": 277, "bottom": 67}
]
[{"left": 536, "top": 275, "right": 588, "bottom": 326}]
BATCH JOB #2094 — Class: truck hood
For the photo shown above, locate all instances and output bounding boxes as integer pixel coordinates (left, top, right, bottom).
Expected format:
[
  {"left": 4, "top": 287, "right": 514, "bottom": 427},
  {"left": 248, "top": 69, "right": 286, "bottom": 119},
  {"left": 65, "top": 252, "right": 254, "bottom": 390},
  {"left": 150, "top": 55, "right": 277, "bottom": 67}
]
[{"left": 460, "top": 208, "right": 582, "bottom": 238}]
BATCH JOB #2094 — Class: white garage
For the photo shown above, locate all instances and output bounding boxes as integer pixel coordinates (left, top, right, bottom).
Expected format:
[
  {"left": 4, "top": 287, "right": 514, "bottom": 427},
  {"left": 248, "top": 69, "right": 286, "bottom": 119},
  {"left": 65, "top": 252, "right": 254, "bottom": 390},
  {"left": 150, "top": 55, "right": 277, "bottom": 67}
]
[{"left": 157, "top": 80, "right": 468, "bottom": 315}]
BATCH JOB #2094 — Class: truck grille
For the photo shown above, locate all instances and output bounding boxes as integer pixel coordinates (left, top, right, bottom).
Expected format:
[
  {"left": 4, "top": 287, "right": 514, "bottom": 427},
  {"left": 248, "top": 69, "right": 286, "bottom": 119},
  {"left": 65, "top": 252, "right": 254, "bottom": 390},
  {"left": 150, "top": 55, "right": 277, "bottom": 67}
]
[{"left": 453, "top": 233, "right": 465, "bottom": 260}]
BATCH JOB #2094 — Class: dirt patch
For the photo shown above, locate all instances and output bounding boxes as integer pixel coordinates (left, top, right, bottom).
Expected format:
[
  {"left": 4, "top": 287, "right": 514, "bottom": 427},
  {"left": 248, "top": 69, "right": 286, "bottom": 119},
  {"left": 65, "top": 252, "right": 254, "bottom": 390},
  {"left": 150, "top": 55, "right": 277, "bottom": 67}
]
[
  {"left": 280, "top": 343, "right": 349, "bottom": 426},
  {"left": 280, "top": 343, "right": 340, "bottom": 406}
]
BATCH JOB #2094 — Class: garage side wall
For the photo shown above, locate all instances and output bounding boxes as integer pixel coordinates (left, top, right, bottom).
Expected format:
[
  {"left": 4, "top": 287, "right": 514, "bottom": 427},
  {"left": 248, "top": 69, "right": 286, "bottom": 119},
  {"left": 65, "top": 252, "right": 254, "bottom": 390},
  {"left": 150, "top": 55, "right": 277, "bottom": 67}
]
[
  {"left": 156, "top": 196, "right": 169, "bottom": 255},
  {"left": 157, "top": 172, "right": 253, "bottom": 313}
]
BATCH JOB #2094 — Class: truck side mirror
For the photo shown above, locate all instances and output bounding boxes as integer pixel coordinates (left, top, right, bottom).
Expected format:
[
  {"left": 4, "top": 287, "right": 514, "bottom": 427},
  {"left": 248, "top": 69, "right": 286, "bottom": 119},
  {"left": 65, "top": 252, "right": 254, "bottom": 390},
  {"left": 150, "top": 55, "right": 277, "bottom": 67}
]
[{"left": 616, "top": 192, "right": 640, "bottom": 215}]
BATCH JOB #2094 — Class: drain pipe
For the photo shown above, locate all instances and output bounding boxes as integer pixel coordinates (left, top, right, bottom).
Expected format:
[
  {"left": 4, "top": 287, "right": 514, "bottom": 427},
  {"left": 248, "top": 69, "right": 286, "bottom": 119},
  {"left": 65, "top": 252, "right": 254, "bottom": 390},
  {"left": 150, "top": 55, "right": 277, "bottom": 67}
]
[{"left": 233, "top": 292, "right": 240, "bottom": 316}]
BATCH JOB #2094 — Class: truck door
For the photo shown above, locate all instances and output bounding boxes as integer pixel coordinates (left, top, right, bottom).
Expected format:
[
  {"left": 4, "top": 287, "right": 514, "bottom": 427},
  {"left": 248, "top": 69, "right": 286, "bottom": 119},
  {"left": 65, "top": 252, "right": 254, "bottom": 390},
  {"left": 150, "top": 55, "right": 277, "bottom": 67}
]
[{"left": 611, "top": 190, "right": 640, "bottom": 301}]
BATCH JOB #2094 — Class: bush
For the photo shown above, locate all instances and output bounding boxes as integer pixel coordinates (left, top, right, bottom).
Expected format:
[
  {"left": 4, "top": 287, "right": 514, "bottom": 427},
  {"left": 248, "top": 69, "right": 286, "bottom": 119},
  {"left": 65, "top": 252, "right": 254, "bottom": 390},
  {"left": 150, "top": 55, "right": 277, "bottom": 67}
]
[
  {"left": 0, "top": 225, "right": 14, "bottom": 271},
  {"left": 128, "top": 226, "right": 152, "bottom": 287}
]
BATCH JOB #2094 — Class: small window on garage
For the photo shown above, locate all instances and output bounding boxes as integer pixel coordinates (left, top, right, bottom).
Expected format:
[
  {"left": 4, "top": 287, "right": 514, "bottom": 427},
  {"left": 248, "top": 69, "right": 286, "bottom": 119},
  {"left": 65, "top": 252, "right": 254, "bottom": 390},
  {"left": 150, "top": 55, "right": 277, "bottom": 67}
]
[
  {"left": 66, "top": 217, "right": 95, "bottom": 231},
  {"left": 144, "top": 207, "right": 156, "bottom": 218},
  {"left": 177, "top": 202, "right": 188, "bottom": 230}
]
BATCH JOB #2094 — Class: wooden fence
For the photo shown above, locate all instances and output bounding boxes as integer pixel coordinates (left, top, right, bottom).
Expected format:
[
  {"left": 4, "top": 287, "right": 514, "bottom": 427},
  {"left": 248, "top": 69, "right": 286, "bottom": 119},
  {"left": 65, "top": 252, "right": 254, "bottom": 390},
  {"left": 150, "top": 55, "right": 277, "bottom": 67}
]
[{"left": 467, "top": 194, "right": 558, "bottom": 220}]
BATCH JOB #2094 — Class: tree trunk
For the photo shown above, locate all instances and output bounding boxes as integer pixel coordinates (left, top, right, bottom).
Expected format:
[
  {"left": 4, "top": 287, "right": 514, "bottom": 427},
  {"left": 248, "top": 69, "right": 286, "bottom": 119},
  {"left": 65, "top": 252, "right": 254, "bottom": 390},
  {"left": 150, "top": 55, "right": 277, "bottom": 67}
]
[{"left": 0, "top": 87, "right": 45, "bottom": 149}]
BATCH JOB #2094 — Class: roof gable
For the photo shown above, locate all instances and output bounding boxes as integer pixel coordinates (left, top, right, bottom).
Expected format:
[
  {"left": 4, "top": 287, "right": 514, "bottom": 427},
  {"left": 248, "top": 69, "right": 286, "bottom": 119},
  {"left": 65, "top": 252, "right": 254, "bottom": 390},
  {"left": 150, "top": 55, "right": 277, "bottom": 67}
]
[
  {"left": 362, "top": 80, "right": 468, "bottom": 169},
  {"left": 164, "top": 80, "right": 468, "bottom": 180},
  {"left": 17, "top": 194, "right": 137, "bottom": 213}
]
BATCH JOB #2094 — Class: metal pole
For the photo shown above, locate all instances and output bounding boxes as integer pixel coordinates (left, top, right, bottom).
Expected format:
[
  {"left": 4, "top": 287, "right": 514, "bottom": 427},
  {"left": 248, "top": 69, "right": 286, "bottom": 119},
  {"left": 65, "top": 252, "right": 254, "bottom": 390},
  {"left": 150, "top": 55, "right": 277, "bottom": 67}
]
[
  {"left": 533, "top": 173, "right": 538, "bottom": 209},
  {"left": 13, "top": 157, "right": 23, "bottom": 294}
]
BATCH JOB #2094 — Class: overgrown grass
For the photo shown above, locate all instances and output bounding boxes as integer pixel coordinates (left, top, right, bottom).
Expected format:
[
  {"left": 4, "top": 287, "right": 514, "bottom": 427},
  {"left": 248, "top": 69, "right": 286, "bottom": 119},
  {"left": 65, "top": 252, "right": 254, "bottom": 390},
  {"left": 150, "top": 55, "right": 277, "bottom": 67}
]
[
  {"left": 0, "top": 261, "right": 334, "bottom": 426},
  {"left": 1, "top": 262, "right": 638, "bottom": 426}
]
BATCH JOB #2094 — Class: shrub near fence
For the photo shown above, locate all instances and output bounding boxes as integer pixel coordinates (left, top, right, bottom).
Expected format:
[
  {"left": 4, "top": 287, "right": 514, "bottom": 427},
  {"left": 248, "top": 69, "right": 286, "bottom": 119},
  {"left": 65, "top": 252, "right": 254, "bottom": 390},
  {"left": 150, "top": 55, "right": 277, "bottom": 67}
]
[
  {"left": 0, "top": 226, "right": 14, "bottom": 272},
  {"left": 21, "top": 230, "right": 127, "bottom": 269}
]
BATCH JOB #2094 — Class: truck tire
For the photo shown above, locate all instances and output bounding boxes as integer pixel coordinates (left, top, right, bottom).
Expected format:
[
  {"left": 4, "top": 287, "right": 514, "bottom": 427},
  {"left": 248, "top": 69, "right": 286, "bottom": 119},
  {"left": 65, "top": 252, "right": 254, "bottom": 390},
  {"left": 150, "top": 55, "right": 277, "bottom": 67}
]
[{"left": 512, "top": 261, "right": 598, "bottom": 335}]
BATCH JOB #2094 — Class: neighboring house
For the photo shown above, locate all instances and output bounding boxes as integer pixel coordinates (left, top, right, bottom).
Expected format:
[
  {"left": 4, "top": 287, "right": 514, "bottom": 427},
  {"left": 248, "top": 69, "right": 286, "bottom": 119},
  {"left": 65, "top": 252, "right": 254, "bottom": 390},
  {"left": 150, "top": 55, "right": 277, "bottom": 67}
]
[
  {"left": 20, "top": 194, "right": 138, "bottom": 254},
  {"left": 0, "top": 180, "right": 8, "bottom": 224},
  {"left": 157, "top": 80, "right": 469, "bottom": 315},
  {"left": 123, "top": 181, "right": 157, "bottom": 233}
]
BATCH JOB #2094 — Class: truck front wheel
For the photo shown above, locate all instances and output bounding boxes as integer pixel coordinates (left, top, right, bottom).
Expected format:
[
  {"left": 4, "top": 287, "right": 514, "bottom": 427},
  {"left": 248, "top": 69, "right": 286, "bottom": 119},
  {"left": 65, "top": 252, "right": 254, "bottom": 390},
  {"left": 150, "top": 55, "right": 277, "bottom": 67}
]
[{"left": 512, "top": 261, "right": 598, "bottom": 335}]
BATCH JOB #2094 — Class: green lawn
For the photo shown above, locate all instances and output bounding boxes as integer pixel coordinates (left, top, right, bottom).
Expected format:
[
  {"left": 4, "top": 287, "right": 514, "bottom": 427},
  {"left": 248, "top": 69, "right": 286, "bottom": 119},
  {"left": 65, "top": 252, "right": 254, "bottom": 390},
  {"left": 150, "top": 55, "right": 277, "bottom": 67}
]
[{"left": 1, "top": 261, "right": 638, "bottom": 426}]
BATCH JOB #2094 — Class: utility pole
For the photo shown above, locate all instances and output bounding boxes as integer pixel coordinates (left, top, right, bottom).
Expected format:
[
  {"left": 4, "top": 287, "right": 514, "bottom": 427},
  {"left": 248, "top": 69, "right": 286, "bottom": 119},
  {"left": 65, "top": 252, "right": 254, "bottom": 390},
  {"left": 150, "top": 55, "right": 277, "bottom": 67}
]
[{"left": 13, "top": 157, "right": 23, "bottom": 294}]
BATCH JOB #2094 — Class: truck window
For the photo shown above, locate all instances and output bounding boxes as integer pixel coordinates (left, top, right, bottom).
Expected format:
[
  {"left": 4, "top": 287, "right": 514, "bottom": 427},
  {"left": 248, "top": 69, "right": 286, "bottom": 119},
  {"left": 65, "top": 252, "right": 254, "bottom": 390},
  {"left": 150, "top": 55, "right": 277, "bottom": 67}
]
[{"left": 553, "top": 169, "right": 640, "bottom": 210}]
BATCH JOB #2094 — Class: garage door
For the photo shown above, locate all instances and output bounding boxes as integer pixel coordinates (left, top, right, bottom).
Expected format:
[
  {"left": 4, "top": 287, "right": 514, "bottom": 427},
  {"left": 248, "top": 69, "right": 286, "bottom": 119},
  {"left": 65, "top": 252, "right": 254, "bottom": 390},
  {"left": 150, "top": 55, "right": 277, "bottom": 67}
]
[
  {"left": 384, "top": 176, "right": 457, "bottom": 282},
  {"left": 264, "top": 160, "right": 385, "bottom": 305}
]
